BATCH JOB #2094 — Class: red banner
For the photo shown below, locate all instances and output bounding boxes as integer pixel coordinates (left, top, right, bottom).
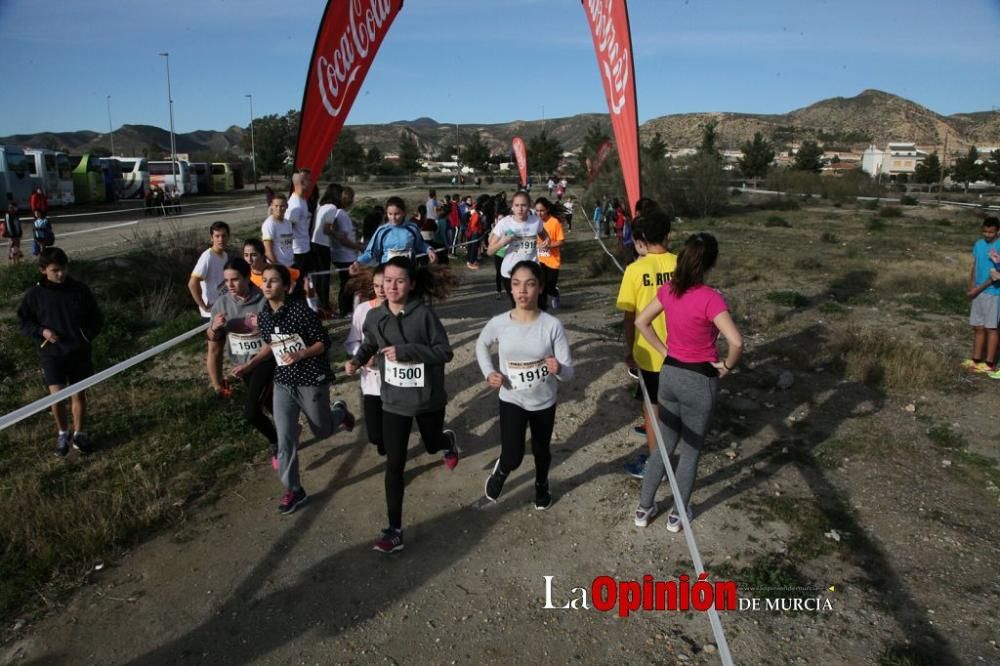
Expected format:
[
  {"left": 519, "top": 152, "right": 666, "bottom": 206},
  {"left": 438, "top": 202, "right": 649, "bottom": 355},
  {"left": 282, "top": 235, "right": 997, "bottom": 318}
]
[
  {"left": 295, "top": 0, "right": 404, "bottom": 182},
  {"left": 587, "top": 138, "right": 613, "bottom": 186},
  {"left": 581, "top": 0, "right": 640, "bottom": 214},
  {"left": 512, "top": 136, "right": 528, "bottom": 188}
]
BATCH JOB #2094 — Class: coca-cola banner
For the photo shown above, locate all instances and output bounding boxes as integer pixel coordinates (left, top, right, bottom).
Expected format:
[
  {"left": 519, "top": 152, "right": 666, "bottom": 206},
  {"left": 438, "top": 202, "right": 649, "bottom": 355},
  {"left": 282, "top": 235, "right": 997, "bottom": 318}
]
[
  {"left": 512, "top": 136, "right": 528, "bottom": 188},
  {"left": 587, "top": 138, "right": 613, "bottom": 186},
  {"left": 581, "top": 0, "right": 641, "bottom": 214},
  {"left": 295, "top": 0, "right": 404, "bottom": 179}
]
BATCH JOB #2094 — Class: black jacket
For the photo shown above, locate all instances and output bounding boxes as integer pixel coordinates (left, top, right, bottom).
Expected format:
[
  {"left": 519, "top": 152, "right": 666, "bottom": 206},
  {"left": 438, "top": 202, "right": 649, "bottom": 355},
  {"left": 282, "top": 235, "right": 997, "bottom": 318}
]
[{"left": 17, "top": 277, "right": 103, "bottom": 358}]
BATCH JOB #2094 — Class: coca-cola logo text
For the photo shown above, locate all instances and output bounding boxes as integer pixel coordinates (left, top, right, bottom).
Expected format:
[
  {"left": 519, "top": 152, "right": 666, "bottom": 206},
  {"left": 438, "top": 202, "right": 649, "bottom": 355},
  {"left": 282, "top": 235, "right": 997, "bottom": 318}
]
[{"left": 585, "top": 0, "right": 630, "bottom": 115}]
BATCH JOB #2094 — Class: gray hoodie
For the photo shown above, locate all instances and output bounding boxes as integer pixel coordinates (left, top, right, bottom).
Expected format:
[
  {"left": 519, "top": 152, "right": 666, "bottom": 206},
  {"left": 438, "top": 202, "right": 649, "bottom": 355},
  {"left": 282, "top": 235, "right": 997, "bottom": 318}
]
[{"left": 352, "top": 298, "right": 453, "bottom": 416}]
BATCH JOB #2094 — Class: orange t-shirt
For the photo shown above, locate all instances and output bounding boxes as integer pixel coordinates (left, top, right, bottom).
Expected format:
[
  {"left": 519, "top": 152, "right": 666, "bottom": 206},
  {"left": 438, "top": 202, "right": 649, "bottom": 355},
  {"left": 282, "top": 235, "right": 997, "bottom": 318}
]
[
  {"left": 250, "top": 266, "right": 301, "bottom": 291},
  {"left": 538, "top": 217, "right": 565, "bottom": 269}
]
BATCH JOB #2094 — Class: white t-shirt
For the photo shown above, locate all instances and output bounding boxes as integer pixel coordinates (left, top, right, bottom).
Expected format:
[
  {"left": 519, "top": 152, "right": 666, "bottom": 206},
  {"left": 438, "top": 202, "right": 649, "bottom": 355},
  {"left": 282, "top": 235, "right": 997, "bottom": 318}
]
[
  {"left": 329, "top": 209, "right": 359, "bottom": 263},
  {"left": 311, "top": 203, "right": 337, "bottom": 247},
  {"left": 286, "top": 193, "right": 312, "bottom": 255},
  {"left": 492, "top": 214, "right": 545, "bottom": 277},
  {"left": 192, "top": 248, "right": 228, "bottom": 317},
  {"left": 261, "top": 216, "right": 295, "bottom": 267}
]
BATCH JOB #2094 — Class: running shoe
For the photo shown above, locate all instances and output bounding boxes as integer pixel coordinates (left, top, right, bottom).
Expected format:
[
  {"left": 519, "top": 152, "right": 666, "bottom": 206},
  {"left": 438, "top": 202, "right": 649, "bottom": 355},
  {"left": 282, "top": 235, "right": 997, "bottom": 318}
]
[
  {"left": 277, "top": 488, "right": 308, "bottom": 515},
  {"left": 960, "top": 358, "right": 979, "bottom": 370},
  {"left": 666, "top": 506, "right": 694, "bottom": 533},
  {"left": 373, "top": 528, "right": 404, "bottom": 553},
  {"left": 71, "top": 432, "right": 93, "bottom": 456},
  {"left": 534, "top": 482, "right": 552, "bottom": 510},
  {"left": 624, "top": 454, "right": 648, "bottom": 479},
  {"left": 55, "top": 431, "right": 72, "bottom": 458},
  {"left": 466, "top": 262, "right": 480, "bottom": 270},
  {"left": 442, "top": 429, "right": 460, "bottom": 470},
  {"left": 631, "top": 424, "right": 647, "bottom": 441},
  {"left": 974, "top": 362, "right": 992, "bottom": 374},
  {"left": 626, "top": 367, "right": 640, "bottom": 380},
  {"left": 484, "top": 458, "right": 506, "bottom": 502},
  {"left": 333, "top": 400, "right": 356, "bottom": 433},
  {"left": 634, "top": 504, "right": 658, "bottom": 528},
  {"left": 988, "top": 368, "right": 1000, "bottom": 381},
  {"left": 550, "top": 296, "right": 560, "bottom": 310}
]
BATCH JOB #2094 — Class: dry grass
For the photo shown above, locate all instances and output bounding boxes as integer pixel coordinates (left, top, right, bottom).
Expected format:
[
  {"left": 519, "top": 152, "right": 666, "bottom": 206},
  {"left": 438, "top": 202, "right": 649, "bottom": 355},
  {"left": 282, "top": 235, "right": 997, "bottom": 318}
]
[{"left": 825, "top": 325, "right": 954, "bottom": 390}]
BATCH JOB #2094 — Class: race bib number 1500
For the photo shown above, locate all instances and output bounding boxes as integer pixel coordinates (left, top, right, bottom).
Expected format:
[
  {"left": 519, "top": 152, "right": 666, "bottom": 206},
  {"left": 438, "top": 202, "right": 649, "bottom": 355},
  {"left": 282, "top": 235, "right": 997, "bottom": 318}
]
[{"left": 384, "top": 358, "right": 425, "bottom": 387}]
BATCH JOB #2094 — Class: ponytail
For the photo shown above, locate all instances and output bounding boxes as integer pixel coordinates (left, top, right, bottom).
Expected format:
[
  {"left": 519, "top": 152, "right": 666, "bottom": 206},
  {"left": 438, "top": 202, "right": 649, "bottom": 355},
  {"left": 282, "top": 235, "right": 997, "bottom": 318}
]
[{"left": 670, "top": 233, "right": 718, "bottom": 297}]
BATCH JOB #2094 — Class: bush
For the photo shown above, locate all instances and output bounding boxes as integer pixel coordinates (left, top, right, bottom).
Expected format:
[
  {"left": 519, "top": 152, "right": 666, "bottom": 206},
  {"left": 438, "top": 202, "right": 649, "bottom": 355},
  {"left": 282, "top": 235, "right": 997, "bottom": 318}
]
[
  {"left": 879, "top": 206, "right": 903, "bottom": 218},
  {"left": 765, "top": 215, "right": 791, "bottom": 227},
  {"left": 900, "top": 195, "right": 919, "bottom": 206},
  {"left": 820, "top": 231, "right": 839, "bottom": 243},
  {"left": 826, "top": 326, "right": 953, "bottom": 390},
  {"left": 866, "top": 218, "right": 886, "bottom": 232},
  {"left": 766, "top": 290, "right": 809, "bottom": 307}
]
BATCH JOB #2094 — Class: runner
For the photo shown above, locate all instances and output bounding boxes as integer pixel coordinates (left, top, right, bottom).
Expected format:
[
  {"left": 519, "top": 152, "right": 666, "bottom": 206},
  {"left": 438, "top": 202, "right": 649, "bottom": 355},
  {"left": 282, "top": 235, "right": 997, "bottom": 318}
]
[
  {"left": 486, "top": 191, "right": 550, "bottom": 307},
  {"left": 344, "top": 257, "right": 459, "bottom": 553},
  {"left": 5, "top": 201, "right": 24, "bottom": 264},
  {"left": 349, "top": 196, "right": 437, "bottom": 274},
  {"left": 632, "top": 232, "right": 743, "bottom": 531},
  {"left": 309, "top": 184, "right": 339, "bottom": 316},
  {"left": 287, "top": 170, "right": 313, "bottom": 272},
  {"left": 262, "top": 195, "right": 294, "bottom": 267},
  {"left": 477, "top": 260, "right": 574, "bottom": 509},
  {"left": 324, "top": 186, "right": 363, "bottom": 317},
  {"left": 244, "top": 238, "right": 301, "bottom": 297},
  {"left": 534, "top": 197, "right": 565, "bottom": 311},
  {"left": 187, "top": 221, "right": 230, "bottom": 396},
  {"left": 208, "top": 257, "right": 279, "bottom": 468},
  {"left": 239, "top": 264, "right": 356, "bottom": 515},
  {"left": 344, "top": 266, "right": 386, "bottom": 455},
  {"left": 16, "top": 247, "right": 103, "bottom": 456}
]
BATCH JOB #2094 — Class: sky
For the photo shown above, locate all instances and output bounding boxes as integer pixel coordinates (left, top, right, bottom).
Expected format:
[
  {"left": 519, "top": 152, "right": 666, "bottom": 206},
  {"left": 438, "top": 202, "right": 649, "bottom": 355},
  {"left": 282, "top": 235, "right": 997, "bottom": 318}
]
[{"left": 1, "top": 0, "right": 998, "bottom": 137}]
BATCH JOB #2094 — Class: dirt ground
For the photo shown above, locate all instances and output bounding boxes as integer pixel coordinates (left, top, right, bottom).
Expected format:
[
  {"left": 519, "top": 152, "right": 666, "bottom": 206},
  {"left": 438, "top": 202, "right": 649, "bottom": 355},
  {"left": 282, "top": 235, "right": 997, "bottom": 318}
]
[{"left": 3, "top": 207, "right": 1000, "bottom": 665}]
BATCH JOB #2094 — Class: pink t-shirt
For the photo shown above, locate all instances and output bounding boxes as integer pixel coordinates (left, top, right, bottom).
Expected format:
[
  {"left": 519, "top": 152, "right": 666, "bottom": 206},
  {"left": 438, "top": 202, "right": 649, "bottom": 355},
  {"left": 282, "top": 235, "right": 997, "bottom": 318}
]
[{"left": 656, "top": 283, "right": 728, "bottom": 363}]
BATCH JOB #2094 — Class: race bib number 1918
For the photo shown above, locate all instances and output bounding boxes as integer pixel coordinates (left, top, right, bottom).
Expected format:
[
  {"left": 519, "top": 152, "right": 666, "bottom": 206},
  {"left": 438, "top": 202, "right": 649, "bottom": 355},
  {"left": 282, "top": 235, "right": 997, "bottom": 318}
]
[{"left": 506, "top": 359, "right": 549, "bottom": 391}]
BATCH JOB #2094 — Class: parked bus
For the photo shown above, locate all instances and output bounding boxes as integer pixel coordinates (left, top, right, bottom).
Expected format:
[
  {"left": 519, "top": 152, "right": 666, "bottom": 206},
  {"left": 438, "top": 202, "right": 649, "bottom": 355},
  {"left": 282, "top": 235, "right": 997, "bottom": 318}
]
[
  {"left": 24, "top": 149, "right": 75, "bottom": 206},
  {"left": 98, "top": 158, "right": 124, "bottom": 202},
  {"left": 231, "top": 162, "right": 245, "bottom": 189},
  {"left": 116, "top": 157, "right": 148, "bottom": 199},
  {"left": 191, "top": 162, "right": 214, "bottom": 194},
  {"left": 67, "top": 154, "right": 106, "bottom": 205},
  {"left": 210, "top": 162, "right": 234, "bottom": 192},
  {"left": 148, "top": 160, "right": 192, "bottom": 196},
  {"left": 0, "top": 145, "right": 35, "bottom": 207}
]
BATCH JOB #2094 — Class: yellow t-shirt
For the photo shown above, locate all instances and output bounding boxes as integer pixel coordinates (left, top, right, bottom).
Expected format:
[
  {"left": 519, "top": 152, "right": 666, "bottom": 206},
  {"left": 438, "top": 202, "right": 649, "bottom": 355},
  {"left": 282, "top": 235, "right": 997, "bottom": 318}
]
[
  {"left": 615, "top": 251, "right": 678, "bottom": 372},
  {"left": 538, "top": 217, "right": 565, "bottom": 269}
]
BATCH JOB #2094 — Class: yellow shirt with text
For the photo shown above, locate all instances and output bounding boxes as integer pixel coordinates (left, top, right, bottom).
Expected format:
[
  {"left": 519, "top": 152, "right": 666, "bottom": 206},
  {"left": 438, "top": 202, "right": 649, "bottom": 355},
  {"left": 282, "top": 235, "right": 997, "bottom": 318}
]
[{"left": 615, "top": 251, "right": 677, "bottom": 372}]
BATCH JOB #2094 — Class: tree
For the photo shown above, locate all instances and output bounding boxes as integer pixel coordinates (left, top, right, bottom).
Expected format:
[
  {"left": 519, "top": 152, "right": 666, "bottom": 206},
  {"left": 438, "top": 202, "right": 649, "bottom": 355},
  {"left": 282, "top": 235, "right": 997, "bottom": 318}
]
[
  {"left": 526, "top": 130, "right": 563, "bottom": 177},
  {"left": 793, "top": 140, "right": 824, "bottom": 173},
  {"left": 249, "top": 114, "right": 291, "bottom": 175},
  {"left": 913, "top": 153, "right": 942, "bottom": 191},
  {"left": 327, "top": 128, "right": 366, "bottom": 178},
  {"left": 738, "top": 132, "right": 775, "bottom": 186},
  {"left": 684, "top": 153, "right": 727, "bottom": 218},
  {"left": 642, "top": 132, "right": 668, "bottom": 166},
  {"left": 460, "top": 132, "right": 491, "bottom": 172},
  {"left": 698, "top": 120, "right": 721, "bottom": 161},
  {"left": 434, "top": 145, "right": 457, "bottom": 162},
  {"left": 985, "top": 149, "right": 1000, "bottom": 187},
  {"left": 398, "top": 131, "right": 422, "bottom": 173},
  {"left": 951, "top": 146, "right": 983, "bottom": 192}
]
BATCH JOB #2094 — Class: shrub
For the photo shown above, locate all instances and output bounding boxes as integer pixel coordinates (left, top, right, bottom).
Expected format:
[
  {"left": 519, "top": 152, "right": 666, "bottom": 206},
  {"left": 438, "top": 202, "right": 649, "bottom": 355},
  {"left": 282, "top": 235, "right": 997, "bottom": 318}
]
[
  {"left": 866, "top": 218, "right": 886, "bottom": 232},
  {"left": 766, "top": 290, "right": 809, "bottom": 307},
  {"left": 878, "top": 206, "right": 903, "bottom": 218},
  {"left": 826, "top": 326, "right": 953, "bottom": 390},
  {"left": 820, "top": 231, "right": 839, "bottom": 243},
  {"left": 765, "top": 215, "right": 791, "bottom": 227},
  {"left": 899, "top": 195, "right": 919, "bottom": 206}
]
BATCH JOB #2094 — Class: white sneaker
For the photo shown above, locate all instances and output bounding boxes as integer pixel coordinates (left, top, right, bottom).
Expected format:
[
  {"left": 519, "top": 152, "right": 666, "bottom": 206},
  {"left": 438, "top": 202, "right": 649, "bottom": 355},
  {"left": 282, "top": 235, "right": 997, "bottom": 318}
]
[{"left": 634, "top": 504, "right": 658, "bottom": 527}]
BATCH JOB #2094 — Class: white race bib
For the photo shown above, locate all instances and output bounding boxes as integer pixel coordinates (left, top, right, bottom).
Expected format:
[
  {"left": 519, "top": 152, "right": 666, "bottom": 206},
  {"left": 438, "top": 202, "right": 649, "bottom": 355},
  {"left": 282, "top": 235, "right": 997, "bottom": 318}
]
[
  {"left": 386, "top": 246, "right": 413, "bottom": 260},
  {"left": 228, "top": 332, "right": 263, "bottom": 357},
  {"left": 384, "top": 358, "right": 425, "bottom": 387},
  {"left": 270, "top": 333, "right": 306, "bottom": 366},
  {"left": 506, "top": 359, "right": 550, "bottom": 391},
  {"left": 512, "top": 236, "right": 536, "bottom": 254}
]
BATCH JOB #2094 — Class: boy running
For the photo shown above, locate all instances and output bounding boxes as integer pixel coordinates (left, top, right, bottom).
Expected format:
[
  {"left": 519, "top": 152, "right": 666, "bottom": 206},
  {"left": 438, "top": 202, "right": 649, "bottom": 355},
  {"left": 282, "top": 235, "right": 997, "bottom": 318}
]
[{"left": 965, "top": 216, "right": 1000, "bottom": 373}]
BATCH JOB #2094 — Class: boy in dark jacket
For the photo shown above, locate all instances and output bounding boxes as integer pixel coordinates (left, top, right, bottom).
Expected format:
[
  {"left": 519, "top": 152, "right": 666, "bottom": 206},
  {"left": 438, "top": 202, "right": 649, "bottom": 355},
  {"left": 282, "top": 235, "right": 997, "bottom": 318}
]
[{"left": 17, "top": 247, "right": 103, "bottom": 456}]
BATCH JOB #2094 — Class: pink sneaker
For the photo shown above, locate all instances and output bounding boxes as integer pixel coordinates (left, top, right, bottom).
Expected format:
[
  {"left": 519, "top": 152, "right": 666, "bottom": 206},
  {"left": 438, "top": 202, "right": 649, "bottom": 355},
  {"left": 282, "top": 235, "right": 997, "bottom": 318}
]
[{"left": 442, "top": 429, "right": 459, "bottom": 470}]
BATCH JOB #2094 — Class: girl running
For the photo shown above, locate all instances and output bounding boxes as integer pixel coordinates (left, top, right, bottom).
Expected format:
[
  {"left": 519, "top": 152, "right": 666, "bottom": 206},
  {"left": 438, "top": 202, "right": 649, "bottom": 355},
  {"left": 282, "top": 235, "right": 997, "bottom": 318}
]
[
  {"left": 533, "top": 197, "right": 565, "bottom": 311},
  {"left": 632, "top": 233, "right": 743, "bottom": 531},
  {"left": 487, "top": 191, "right": 550, "bottom": 307},
  {"left": 242, "top": 264, "right": 356, "bottom": 515},
  {"left": 476, "top": 260, "right": 574, "bottom": 510},
  {"left": 210, "top": 257, "right": 279, "bottom": 468},
  {"left": 344, "top": 266, "right": 386, "bottom": 455},
  {"left": 350, "top": 197, "right": 437, "bottom": 274},
  {"left": 344, "top": 257, "right": 458, "bottom": 553}
]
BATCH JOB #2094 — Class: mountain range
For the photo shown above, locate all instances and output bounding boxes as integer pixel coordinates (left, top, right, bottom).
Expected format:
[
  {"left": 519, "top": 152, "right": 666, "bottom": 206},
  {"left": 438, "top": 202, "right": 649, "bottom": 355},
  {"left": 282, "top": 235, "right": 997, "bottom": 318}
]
[{"left": 2, "top": 90, "right": 997, "bottom": 159}]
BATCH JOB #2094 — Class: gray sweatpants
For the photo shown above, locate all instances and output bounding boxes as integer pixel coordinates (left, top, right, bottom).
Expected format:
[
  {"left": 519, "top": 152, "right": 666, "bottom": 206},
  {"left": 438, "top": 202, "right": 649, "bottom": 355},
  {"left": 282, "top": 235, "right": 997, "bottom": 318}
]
[
  {"left": 273, "top": 382, "right": 347, "bottom": 491},
  {"left": 639, "top": 364, "right": 718, "bottom": 516}
]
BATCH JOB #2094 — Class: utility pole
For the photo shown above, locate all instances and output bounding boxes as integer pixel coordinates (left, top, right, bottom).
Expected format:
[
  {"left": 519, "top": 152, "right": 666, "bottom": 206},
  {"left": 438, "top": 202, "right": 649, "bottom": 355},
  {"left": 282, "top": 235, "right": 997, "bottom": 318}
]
[
  {"left": 159, "top": 52, "right": 178, "bottom": 192},
  {"left": 107, "top": 95, "right": 115, "bottom": 155},
  {"left": 937, "top": 132, "right": 948, "bottom": 203},
  {"left": 245, "top": 94, "right": 257, "bottom": 191}
]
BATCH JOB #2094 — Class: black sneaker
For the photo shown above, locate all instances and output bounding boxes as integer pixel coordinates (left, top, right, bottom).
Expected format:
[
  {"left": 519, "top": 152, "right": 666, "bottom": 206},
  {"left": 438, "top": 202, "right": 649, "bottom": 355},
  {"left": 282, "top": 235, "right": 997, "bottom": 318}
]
[
  {"left": 55, "top": 431, "right": 72, "bottom": 458},
  {"left": 277, "top": 488, "right": 308, "bottom": 515},
  {"left": 442, "top": 429, "right": 459, "bottom": 470},
  {"left": 484, "top": 458, "right": 506, "bottom": 502},
  {"left": 373, "top": 528, "right": 404, "bottom": 553},
  {"left": 534, "top": 483, "right": 553, "bottom": 510},
  {"left": 71, "top": 432, "right": 92, "bottom": 456},
  {"left": 333, "top": 400, "right": 355, "bottom": 433}
]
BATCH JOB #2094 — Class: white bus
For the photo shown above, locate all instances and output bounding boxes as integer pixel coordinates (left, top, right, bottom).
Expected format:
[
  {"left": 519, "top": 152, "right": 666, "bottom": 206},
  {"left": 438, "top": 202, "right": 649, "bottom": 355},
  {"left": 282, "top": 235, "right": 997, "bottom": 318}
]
[
  {"left": 116, "top": 157, "right": 148, "bottom": 199},
  {"left": 148, "top": 160, "right": 192, "bottom": 196},
  {"left": 0, "top": 145, "right": 34, "bottom": 207},
  {"left": 25, "top": 149, "right": 75, "bottom": 206}
]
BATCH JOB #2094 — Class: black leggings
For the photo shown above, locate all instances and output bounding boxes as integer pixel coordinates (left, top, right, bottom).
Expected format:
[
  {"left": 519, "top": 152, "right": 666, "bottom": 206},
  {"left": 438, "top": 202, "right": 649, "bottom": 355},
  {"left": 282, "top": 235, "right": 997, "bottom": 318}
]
[
  {"left": 494, "top": 255, "right": 505, "bottom": 293},
  {"left": 242, "top": 356, "right": 277, "bottom": 447},
  {"left": 382, "top": 409, "right": 448, "bottom": 530},
  {"left": 333, "top": 261, "right": 354, "bottom": 316},
  {"left": 539, "top": 264, "right": 560, "bottom": 311},
  {"left": 363, "top": 394, "right": 384, "bottom": 452},
  {"left": 310, "top": 243, "right": 332, "bottom": 310},
  {"left": 497, "top": 400, "right": 556, "bottom": 486}
]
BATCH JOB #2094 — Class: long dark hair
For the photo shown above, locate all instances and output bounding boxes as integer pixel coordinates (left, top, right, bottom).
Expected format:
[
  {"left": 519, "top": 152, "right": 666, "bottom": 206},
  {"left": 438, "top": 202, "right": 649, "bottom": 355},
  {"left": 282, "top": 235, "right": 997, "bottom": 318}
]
[
  {"left": 384, "top": 256, "right": 458, "bottom": 301},
  {"left": 670, "top": 233, "right": 718, "bottom": 297},
  {"left": 320, "top": 183, "right": 343, "bottom": 207}
]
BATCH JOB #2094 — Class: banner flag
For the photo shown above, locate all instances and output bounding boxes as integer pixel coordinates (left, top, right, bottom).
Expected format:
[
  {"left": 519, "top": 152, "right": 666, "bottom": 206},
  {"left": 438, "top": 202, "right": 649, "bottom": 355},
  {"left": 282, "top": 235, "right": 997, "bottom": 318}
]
[
  {"left": 512, "top": 136, "right": 528, "bottom": 188},
  {"left": 587, "top": 138, "right": 613, "bottom": 186},
  {"left": 294, "top": 0, "right": 404, "bottom": 181},
  {"left": 581, "top": 0, "right": 641, "bottom": 214}
]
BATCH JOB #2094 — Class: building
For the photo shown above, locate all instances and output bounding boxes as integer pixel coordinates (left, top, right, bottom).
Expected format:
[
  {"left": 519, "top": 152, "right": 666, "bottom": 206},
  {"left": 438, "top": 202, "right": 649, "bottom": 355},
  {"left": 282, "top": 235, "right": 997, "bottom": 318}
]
[{"left": 861, "top": 142, "right": 927, "bottom": 179}]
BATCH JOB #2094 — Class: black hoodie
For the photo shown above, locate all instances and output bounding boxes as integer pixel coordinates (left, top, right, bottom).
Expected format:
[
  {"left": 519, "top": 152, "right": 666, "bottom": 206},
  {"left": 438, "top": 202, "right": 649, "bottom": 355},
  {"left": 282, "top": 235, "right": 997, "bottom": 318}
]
[{"left": 17, "top": 276, "right": 103, "bottom": 358}]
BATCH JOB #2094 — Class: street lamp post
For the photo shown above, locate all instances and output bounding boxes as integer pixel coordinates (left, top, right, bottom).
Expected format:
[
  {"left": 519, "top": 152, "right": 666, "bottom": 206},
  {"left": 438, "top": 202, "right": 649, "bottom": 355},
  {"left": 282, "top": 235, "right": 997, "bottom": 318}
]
[
  {"left": 159, "top": 52, "right": 178, "bottom": 192},
  {"left": 245, "top": 93, "right": 258, "bottom": 191},
  {"left": 107, "top": 95, "right": 115, "bottom": 155}
]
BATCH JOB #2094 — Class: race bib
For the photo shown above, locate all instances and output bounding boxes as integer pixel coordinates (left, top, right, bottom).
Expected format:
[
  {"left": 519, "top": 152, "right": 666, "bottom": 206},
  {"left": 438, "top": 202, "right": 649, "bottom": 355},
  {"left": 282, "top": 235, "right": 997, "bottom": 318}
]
[
  {"left": 384, "top": 358, "right": 425, "bottom": 387},
  {"left": 506, "top": 359, "right": 550, "bottom": 391},
  {"left": 228, "top": 332, "right": 263, "bottom": 357},
  {"left": 386, "top": 246, "right": 413, "bottom": 260},
  {"left": 278, "top": 233, "right": 293, "bottom": 252},
  {"left": 512, "top": 236, "right": 536, "bottom": 254},
  {"left": 270, "top": 333, "right": 306, "bottom": 366}
]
